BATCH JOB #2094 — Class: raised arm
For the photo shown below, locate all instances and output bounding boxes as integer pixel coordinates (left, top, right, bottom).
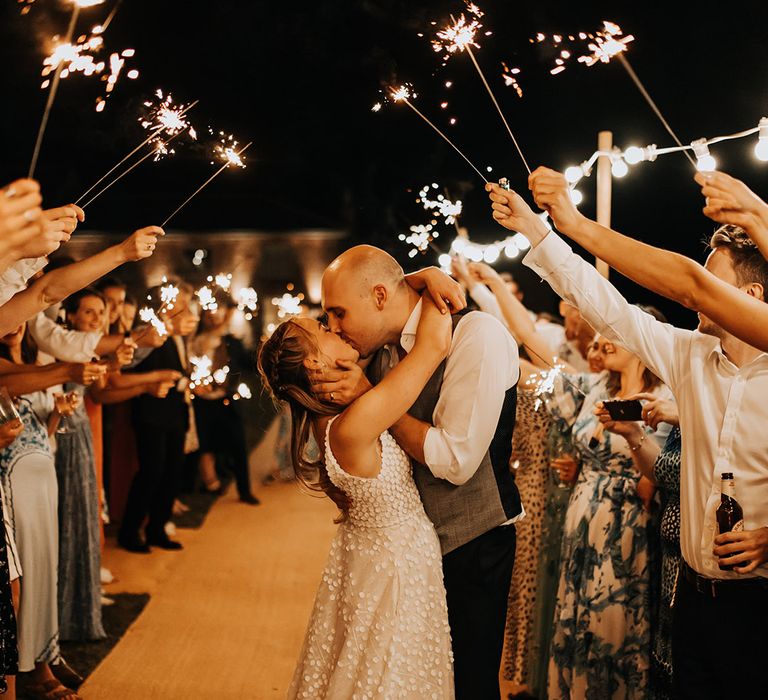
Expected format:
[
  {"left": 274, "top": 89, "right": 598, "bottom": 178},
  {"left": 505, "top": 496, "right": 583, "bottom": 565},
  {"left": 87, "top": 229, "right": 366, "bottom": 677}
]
[
  {"left": 332, "top": 297, "right": 451, "bottom": 449},
  {"left": 485, "top": 182, "right": 684, "bottom": 387},
  {"left": 405, "top": 266, "right": 466, "bottom": 314},
  {"left": 0, "top": 359, "right": 105, "bottom": 396},
  {"left": 0, "top": 226, "right": 163, "bottom": 336},
  {"left": 516, "top": 169, "right": 768, "bottom": 354}
]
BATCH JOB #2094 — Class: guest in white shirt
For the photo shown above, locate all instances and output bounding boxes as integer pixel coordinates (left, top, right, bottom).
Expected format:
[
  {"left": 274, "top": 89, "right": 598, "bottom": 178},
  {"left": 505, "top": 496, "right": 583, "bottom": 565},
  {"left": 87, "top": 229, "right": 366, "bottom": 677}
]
[{"left": 487, "top": 181, "right": 768, "bottom": 700}]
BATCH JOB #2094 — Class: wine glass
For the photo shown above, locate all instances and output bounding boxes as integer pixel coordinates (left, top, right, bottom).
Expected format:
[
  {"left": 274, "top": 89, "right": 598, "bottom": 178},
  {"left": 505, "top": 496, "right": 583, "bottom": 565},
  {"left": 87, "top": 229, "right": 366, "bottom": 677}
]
[
  {"left": 55, "top": 390, "right": 81, "bottom": 435},
  {"left": 0, "top": 387, "right": 21, "bottom": 426}
]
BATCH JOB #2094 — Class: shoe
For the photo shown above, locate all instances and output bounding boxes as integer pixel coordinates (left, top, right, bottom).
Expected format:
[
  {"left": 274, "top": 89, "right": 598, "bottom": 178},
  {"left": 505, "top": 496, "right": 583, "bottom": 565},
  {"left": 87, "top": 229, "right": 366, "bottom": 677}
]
[
  {"left": 117, "top": 535, "right": 150, "bottom": 554},
  {"left": 172, "top": 499, "right": 190, "bottom": 515},
  {"left": 239, "top": 493, "right": 261, "bottom": 505},
  {"left": 164, "top": 521, "right": 177, "bottom": 537},
  {"left": 51, "top": 659, "right": 84, "bottom": 689},
  {"left": 101, "top": 595, "right": 115, "bottom": 607},
  {"left": 200, "top": 478, "right": 223, "bottom": 495},
  {"left": 19, "top": 678, "right": 81, "bottom": 699},
  {"left": 100, "top": 566, "right": 114, "bottom": 584},
  {"left": 146, "top": 535, "right": 183, "bottom": 550}
]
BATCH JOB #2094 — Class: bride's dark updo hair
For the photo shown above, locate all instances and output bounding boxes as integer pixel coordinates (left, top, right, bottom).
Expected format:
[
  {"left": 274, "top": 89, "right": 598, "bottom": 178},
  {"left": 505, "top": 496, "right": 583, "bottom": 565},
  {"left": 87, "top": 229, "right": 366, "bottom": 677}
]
[{"left": 257, "top": 319, "right": 350, "bottom": 520}]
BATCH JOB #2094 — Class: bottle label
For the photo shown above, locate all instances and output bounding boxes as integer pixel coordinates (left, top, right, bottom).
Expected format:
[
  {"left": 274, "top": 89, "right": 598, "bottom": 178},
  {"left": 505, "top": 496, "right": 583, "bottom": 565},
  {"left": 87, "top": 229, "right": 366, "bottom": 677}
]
[{"left": 732, "top": 519, "right": 744, "bottom": 532}]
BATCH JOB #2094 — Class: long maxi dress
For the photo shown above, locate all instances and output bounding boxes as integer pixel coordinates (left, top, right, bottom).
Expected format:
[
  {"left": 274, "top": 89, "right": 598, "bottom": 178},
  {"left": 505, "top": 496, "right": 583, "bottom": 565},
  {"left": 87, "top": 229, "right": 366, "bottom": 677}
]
[
  {"left": 0, "top": 392, "right": 61, "bottom": 672},
  {"left": 287, "top": 418, "right": 454, "bottom": 699},
  {"left": 55, "top": 383, "right": 105, "bottom": 641},
  {"left": 546, "top": 374, "right": 672, "bottom": 700}
]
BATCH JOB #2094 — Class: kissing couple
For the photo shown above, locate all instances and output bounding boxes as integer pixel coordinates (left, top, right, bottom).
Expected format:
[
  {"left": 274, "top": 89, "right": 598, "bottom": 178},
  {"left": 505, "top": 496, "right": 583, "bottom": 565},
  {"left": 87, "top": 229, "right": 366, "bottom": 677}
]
[{"left": 258, "top": 245, "right": 523, "bottom": 699}]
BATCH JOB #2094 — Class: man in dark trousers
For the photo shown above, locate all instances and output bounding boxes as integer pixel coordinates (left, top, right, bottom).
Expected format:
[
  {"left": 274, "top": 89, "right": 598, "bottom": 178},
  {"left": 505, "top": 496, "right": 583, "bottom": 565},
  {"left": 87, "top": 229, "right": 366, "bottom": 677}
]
[{"left": 118, "top": 281, "right": 199, "bottom": 553}]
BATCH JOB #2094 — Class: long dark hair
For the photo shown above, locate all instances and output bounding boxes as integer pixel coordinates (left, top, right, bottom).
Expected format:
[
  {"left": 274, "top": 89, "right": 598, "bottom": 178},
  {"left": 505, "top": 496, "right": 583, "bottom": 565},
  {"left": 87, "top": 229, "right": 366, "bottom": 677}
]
[
  {"left": 605, "top": 304, "right": 666, "bottom": 396},
  {"left": 257, "top": 320, "right": 350, "bottom": 521},
  {"left": 0, "top": 325, "right": 38, "bottom": 365}
]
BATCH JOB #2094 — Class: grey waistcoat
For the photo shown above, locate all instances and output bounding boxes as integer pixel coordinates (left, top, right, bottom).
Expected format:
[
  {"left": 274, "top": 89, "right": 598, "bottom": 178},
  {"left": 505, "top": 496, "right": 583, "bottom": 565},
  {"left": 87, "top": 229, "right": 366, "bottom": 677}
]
[{"left": 368, "top": 318, "right": 521, "bottom": 556}]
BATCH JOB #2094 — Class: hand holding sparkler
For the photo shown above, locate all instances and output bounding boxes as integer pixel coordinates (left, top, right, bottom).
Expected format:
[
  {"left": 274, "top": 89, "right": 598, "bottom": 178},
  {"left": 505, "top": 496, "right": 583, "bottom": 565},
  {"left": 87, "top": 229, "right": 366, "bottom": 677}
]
[
  {"left": 21, "top": 204, "right": 86, "bottom": 258},
  {"left": 526, "top": 169, "right": 587, "bottom": 238},
  {"left": 486, "top": 181, "right": 551, "bottom": 245},
  {"left": 118, "top": 226, "right": 164, "bottom": 263},
  {"left": 695, "top": 171, "right": 768, "bottom": 244},
  {"left": 0, "top": 179, "right": 44, "bottom": 259}
]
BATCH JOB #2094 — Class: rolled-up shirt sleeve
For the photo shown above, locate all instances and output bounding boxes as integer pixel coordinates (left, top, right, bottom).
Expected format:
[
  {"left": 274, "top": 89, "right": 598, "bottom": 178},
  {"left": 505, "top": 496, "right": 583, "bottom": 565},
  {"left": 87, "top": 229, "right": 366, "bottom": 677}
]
[
  {"left": 27, "top": 312, "right": 102, "bottom": 362},
  {"left": 0, "top": 257, "right": 47, "bottom": 306},
  {"left": 423, "top": 312, "right": 519, "bottom": 485},
  {"left": 523, "top": 233, "right": 690, "bottom": 389}
]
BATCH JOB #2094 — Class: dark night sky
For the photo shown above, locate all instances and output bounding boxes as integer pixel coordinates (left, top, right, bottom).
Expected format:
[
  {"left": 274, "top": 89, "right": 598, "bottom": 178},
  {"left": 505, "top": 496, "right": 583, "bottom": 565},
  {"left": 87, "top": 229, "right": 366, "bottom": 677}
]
[{"left": 1, "top": 0, "right": 767, "bottom": 327}]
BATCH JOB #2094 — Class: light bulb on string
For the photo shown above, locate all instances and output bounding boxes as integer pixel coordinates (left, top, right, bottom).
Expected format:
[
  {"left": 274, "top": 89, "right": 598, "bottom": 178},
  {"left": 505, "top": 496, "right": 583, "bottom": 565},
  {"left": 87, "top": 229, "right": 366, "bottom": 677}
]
[
  {"left": 611, "top": 157, "right": 629, "bottom": 178},
  {"left": 483, "top": 245, "right": 500, "bottom": 263},
  {"left": 564, "top": 165, "right": 584, "bottom": 184},
  {"left": 569, "top": 188, "right": 583, "bottom": 205},
  {"left": 692, "top": 138, "right": 717, "bottom": 172},
  {"left": 623, "top": 146, "right": 645, "bottom": 165},
  {"left": 451, "top": 237, "right": 468, "bottom": 253},
  {"left": 512, "top": 232, "right": 530, "bottom": 250},
  {"left": 438, "top": 253, "right": 452, "bottom": 268},
  {"left": 504, "top": 241, "right": 519, "bottom": 258},
  {"left": 755, "top": 117, "right": 768, "bottom": 162}
]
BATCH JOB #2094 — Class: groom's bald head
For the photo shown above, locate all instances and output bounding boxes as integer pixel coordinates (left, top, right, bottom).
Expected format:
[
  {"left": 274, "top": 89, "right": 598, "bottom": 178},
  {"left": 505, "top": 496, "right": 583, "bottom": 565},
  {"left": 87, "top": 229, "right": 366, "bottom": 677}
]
[{"left": 322, "top": 245, "right": 410, "bottom": 358}]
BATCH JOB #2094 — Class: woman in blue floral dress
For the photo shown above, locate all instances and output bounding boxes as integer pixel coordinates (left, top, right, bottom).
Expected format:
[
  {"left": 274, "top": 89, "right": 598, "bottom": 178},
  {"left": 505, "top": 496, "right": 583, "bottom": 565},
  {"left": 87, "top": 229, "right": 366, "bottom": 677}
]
[{"left": 546, "top": 334, "right": 672, "bottom": 700}]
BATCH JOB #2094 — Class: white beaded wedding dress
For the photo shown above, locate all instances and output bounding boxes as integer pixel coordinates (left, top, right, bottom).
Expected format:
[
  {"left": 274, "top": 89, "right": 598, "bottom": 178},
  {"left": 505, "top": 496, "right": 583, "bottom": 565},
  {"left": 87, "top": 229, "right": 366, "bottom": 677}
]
[{"left": 287, "top": 418, "right": 454, "bottom": 699}]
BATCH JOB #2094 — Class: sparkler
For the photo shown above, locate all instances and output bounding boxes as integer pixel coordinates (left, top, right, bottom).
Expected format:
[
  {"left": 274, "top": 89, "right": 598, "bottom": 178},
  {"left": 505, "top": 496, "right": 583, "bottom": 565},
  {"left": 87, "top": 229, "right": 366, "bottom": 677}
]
[
  {"left": 75, "top": 93, "right": 198, "bottom": 205},
  {"left": 433, "top": 10, "right": 531, "bottom": 174},
  {"left": 541, "top": 21, "right": 696, "bottom": 168},
  {"left": 211, "top": 273, "right": 232, "bottom": 291},
  {"left": 28, "top": 0, "right": 105, "bottom": 177},
  {"left": 196, "top": 286, "right": 218, "bottom": 312},
  {"left": 386, "top": 84, "right": 488, "bottom": 183},
  {"left": 272, "top": 292, "right": 304, "bottom": 319},
  {"left": 160, "top": 281, "right": 179, "bottom": 311},
  {"left": 189, "top": 355, "right": 214, "bottom": 389},
  {"left": 233, "top": 382, "right": 252, "bottom": 400},
  {"left": 79, "top": 125, "right": 191, "bottom": 209},
  {"left": 161, "top": 141, "right": 252, "bottom": 228},
  {"left": 501, "top": 62, "right": 523, "bottom": 98},
  {"left": 236, "top": 287, "right": 258, "bottom": 320},
  {"left": 138, "top": 307, "right": 167, "bottom": 337}
]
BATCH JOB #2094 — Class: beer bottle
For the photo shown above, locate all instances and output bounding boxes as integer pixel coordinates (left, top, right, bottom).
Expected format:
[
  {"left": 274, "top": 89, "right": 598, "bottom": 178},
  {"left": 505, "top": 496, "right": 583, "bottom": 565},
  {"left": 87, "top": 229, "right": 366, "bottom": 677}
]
[{"left": 716, "top": 472, "right": 744, "bottom": 571}]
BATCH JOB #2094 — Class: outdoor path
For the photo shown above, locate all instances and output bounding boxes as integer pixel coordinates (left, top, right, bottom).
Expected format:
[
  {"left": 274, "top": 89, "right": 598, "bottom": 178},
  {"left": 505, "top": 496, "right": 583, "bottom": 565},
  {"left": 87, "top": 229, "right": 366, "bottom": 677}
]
[{"left": 80, "top": 481, "right": 336, "bottom": 699}]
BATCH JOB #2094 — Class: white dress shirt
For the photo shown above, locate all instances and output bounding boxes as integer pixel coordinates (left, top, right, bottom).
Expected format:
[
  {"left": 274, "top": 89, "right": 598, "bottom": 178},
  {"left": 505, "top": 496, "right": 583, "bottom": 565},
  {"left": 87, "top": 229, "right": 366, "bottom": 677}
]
[
  {"left": 0, "top": 256, "right": 46, "bottom": 306},
  {"left": 400, "top": 300, "right": 520, "bottom": 487},
  {"left": 524, "top": 233, "right": 768, "bottom": 580},
  {"left": 27, "top": 311, "right": 102, "bottom": 363}
]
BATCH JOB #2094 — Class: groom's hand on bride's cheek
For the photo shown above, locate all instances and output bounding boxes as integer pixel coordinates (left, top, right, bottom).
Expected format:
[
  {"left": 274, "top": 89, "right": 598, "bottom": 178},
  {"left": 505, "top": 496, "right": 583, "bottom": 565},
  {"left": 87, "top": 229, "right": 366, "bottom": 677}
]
[{"left": 309, "top": 359, "right": 372, "bottom": 406}]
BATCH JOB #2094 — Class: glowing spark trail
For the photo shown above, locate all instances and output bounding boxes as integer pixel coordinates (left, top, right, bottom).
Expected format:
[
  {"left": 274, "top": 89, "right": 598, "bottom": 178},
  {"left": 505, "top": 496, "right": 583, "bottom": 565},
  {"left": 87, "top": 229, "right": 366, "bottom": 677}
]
[
  {"left": 388, "top": 85, "right": 488, "bottom": 183},
  {"left": 80, "top": 125, "right": 191, "bottom": 209},
  {"left": 161, "top": 141, "right": 252, "bottom": 228},
  {"left": 75, "top": 94, "right": 198, "bottom": 205},
  {"left": 138, "top": 307, "right": 167, "bottom": 337}
]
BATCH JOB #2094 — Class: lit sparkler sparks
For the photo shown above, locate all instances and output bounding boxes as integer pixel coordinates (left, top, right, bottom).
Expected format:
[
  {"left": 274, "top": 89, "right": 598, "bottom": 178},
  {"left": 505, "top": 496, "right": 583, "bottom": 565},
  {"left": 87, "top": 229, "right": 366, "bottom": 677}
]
[
  {"left": 432, "top": 12, "right": 482, "bottom": 64},
  {"left": 501, "top": 62, "right": 523, "bottom": 97},
  {"left": 272, "top": 292, "right": 304, "bottom": 319},
  {"left": 399, "top": 224, "right": 438, "bottom": 258},
  {"left": 417, "top": 184, "right": 462, "bottom": 225},
  {"left": 525, "top": 362, "right": 565, "bottom": 411},
  {"left": 75, "top": 93, "right": 198, "bottom": 205},
  {"left": 196, "top": 286, "right": 218, "bottom": 312},
  {"left": 213, "top": 366, "right": 230, "bottom": 385},
  {"left": 28, "top": 0, "right": 107, "bottom": 177},
  {"left": 233, "top": 382, "right": 252, "bottom": 400},
  {"left": 429, "top": 8, "right": 531, "bottom": 174},
  {"left": 236, "top": 287, "right": 258, "bottom": 320},
  {"left": 189, "top": 355, "right": 214, "bottom": 389},
  {"left": 210, "top": 273, "right": 232, "bottom": 291},
  {"left": 212, "top": 133, "right": 247, "bottom": 168},
  {"left": 138, "top": 307, "right": 167, "bottom": 337},
  {"left": 160, "top": 280, "right": 179, "bottom": 311}
]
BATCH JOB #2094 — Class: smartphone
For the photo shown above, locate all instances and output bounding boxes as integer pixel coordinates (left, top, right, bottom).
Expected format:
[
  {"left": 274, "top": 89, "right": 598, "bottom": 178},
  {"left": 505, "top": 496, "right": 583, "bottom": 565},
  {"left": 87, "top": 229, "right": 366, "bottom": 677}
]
[{"left": 603, "top": 398, "right": 643, "bottom": 421}]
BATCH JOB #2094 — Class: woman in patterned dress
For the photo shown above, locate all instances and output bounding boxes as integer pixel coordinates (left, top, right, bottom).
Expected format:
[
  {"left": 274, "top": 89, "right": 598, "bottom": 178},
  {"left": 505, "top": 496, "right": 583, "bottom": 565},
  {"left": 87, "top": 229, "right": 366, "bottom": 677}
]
[
  {"left": 546, "top": 330, "right": 672, "bottom": 700},
  {"left": 258, "top": 296, "right": 455, "bottom": 699},
  {"left": 599, "top": 394, "right": 681, "bottom": 699}
]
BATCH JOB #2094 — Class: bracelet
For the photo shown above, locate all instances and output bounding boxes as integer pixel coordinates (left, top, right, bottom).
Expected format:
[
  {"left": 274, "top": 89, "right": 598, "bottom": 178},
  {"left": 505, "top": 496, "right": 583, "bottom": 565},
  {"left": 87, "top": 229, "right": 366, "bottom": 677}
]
[{"left": 629, "top": 432, "right": 647, "bottom": 452}]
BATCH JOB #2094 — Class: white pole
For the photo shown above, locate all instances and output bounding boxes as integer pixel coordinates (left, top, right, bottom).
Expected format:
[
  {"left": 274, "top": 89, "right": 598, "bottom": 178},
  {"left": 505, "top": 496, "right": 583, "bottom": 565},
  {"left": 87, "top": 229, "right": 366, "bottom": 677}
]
[{"left": 595, "top": 130, "right": 613, "bottom": 278}]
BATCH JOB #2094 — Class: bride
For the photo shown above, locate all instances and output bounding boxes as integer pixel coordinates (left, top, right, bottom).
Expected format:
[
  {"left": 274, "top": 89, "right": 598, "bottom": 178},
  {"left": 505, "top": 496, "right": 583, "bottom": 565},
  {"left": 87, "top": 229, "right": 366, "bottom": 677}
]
[{"left": 258, "top": 294, "right": 455, "bottom": 699}]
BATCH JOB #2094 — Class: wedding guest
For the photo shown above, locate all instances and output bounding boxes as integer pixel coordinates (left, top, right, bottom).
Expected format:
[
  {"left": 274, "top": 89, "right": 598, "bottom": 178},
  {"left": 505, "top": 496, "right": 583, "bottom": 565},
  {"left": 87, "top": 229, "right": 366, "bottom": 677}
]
[
  {"left": 118, "top": 282, "right": 198, "bottom": 553},
  {"left": 95, "top": 277, "right": 127, "bottom": 334},
  {"left": 190, "top": 294, "right": 258, "bottom": 503},
  {"left": 0, "top": 324, "right": 105, "bottom": 700},
  {"left": 489, "top": 178, "right": 768, "bottom": 699},
  {"left": 596, "top": 394, "right": 681, "bottom": 700},
  {"left": 0, "top": 227, "right": 163, "bottom": 337}
]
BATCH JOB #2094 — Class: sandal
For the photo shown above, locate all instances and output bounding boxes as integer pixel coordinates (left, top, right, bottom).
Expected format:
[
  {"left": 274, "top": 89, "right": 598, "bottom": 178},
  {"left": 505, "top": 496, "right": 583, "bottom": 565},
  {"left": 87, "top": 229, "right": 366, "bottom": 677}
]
[{"left": 21, "top": 679, "right": 81, "bottom": 700}]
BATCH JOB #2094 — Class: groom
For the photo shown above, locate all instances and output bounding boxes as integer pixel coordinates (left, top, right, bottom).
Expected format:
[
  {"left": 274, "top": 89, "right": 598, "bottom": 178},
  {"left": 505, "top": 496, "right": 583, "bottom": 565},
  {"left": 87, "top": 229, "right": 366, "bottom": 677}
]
[{"left": 314, "top": 245, "right": 523, "bottom": 699}]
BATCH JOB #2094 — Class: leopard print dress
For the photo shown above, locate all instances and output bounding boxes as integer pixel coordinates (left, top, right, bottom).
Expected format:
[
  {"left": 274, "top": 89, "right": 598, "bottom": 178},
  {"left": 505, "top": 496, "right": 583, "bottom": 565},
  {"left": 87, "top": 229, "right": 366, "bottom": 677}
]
[{"left": 501, "top": 388, "right": 552, "bottom": 687}]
